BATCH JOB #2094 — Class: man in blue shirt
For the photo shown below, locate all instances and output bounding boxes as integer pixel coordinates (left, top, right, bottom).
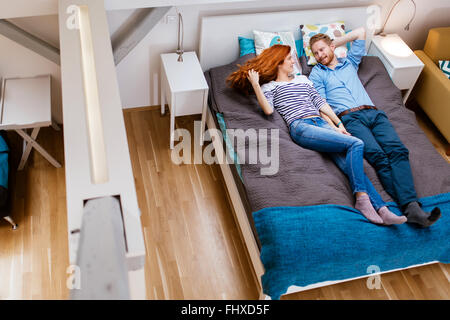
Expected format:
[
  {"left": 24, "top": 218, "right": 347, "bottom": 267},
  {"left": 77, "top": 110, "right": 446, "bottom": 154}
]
[{"left": 308, "top": 28, "right": 441, "bottom": 227}]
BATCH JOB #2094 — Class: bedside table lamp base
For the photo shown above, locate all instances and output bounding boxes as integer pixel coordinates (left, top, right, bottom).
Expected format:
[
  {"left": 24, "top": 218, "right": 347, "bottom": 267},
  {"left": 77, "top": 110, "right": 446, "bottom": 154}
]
[
  {"left": 177, "top": 50, "right": 184, "bottom": 62},
  {"left": 176, "top": 12, "right": 184, "bottom": 63}
]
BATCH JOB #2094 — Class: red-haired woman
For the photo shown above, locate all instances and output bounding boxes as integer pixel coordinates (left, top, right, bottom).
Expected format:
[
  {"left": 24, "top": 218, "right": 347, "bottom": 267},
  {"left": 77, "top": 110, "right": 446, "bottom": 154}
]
[{"left": 227, "top": 44, "right": 406, "bottom": 225}]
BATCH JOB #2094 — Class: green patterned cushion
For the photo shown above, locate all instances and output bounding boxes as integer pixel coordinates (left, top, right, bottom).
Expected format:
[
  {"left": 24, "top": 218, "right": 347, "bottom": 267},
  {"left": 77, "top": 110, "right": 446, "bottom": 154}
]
[{"left": 439, "top": 60, "right": 450, "bottom": 79}]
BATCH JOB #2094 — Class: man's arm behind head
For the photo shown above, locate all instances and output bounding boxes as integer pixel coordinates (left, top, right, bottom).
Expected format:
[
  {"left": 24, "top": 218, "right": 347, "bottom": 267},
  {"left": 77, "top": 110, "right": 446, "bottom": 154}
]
[{"left": 332, "top": 27, "right": 366, "bottom": 48}]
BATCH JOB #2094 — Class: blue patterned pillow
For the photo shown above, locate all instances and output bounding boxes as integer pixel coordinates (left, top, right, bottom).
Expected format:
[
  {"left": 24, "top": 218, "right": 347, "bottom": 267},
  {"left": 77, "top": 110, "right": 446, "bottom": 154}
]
[{"left": 439, "top": 60, "right": 450, "bottom": 79}]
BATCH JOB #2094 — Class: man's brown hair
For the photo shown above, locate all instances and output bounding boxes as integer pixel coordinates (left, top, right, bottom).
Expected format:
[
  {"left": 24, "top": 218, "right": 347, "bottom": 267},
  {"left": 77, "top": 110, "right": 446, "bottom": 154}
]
[{"left": 309, "top": 33, "right": 332, "bottom": 50}]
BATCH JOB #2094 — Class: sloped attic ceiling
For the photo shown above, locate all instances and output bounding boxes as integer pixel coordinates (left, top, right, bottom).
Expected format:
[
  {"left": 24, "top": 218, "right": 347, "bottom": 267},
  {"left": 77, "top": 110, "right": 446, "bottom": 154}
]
[
  {"left": 8, "top": 15, "right": 60, "bottom": 49},
  {"left": 6, "top": 9, "right": 139, "bottom": 50}
]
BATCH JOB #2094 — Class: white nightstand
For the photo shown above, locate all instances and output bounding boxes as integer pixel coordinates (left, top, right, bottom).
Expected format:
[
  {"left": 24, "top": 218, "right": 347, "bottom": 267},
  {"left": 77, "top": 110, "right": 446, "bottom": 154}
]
[
  {"left": 160, "top": 51, "right": 209, "bottom": 149},
  {"left": 368, "top": 34, "right": 424, "bottom": 104}
]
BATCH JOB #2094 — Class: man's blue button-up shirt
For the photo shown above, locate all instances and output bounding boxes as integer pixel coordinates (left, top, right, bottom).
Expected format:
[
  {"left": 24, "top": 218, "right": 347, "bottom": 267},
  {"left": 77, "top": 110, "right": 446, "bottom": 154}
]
[{"left": 309, "top": 39, "right": 374, "bottom": 116}]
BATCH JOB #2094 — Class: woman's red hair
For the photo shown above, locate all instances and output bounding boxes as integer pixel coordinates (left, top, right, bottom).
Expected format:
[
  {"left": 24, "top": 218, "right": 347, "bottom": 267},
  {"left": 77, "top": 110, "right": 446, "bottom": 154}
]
[{"left": 227, "top": 44, "right": 291, "bottom": 94}]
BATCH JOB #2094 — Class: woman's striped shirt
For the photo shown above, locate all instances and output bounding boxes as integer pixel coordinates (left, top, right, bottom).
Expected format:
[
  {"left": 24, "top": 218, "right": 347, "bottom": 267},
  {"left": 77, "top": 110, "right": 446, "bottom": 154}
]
[{"left": 261, "top": 75, "right": 327, "bottom": 126}]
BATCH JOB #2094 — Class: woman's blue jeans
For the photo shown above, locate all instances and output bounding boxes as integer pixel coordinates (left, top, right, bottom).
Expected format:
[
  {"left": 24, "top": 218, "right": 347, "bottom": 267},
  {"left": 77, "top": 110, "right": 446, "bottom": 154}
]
[{"left": 289, "top": 117, "right": 386, "bottom": 210}]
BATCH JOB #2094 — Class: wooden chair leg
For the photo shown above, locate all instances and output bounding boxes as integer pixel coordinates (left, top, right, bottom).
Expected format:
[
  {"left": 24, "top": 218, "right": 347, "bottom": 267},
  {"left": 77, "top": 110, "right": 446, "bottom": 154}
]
[
  {"left": 3, "top": 216, "right": 18, "bottom": 230},
  {"left": 446, "top": 144, "right": 450, "bottom": 157}
]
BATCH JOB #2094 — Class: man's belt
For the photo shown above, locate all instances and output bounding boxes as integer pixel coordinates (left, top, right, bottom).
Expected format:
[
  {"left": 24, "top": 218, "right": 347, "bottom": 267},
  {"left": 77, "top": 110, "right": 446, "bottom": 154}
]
[{"left": 338, "top": 105, "right": 378, "bottom": 118}]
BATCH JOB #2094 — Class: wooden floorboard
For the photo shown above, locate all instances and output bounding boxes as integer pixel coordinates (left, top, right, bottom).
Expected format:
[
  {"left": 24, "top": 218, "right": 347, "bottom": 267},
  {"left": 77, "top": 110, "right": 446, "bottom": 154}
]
[{"left": 0, "top": 104, "right": 448, "bottom": 299}]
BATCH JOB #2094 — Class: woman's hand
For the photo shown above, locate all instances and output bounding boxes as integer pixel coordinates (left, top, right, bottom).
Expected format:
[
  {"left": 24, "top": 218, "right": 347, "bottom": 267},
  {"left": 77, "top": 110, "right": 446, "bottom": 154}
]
[
  {"left": 247, "top": 69, "right": 260, "bottom": 86},
  {"left": 336, "top": 123, "right": 351, "bottom": 136}
]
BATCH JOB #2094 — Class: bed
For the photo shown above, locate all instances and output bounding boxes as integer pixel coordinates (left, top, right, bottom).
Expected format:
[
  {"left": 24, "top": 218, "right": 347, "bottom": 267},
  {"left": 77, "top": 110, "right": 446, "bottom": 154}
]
[{"left": 199, "top": 6, "right": 450, "bottom": 299}]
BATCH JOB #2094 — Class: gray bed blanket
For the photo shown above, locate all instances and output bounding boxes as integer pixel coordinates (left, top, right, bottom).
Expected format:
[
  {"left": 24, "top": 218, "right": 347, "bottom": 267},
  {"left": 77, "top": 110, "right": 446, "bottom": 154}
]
[{"left": 206, "top": 54, "right": 450, "bottom": 213}]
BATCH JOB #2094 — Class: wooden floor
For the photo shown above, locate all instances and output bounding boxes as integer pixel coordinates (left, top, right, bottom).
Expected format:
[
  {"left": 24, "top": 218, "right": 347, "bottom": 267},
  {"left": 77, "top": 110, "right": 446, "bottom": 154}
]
[
  {"left": 123, "top": 108, "right": 258, "bottom": 299},
  {"left": 0, "top": 105, "right": 448, "bottom": 300},
  {"left": 0, "top": 128, "right": 68, "bottom": 300}
]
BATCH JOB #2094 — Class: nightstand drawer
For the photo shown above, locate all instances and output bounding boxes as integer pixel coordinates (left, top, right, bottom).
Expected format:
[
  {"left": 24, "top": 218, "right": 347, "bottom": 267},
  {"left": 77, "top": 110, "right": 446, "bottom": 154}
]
[
  {"left": 390, "top": 66, "right": 423, "bottom": 90},
  {"left": 171, "top": 90, "right": 205, "bottom": 117}
]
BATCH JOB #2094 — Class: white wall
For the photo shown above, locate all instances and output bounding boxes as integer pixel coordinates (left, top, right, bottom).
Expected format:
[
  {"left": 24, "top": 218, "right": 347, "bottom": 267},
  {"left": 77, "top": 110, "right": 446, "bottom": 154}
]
[
  {"left": 380, "top": 0, "right": 450, "bottom": 50},
  {"left": 112, "top": 0, "right": 450, "bottom": 109}
]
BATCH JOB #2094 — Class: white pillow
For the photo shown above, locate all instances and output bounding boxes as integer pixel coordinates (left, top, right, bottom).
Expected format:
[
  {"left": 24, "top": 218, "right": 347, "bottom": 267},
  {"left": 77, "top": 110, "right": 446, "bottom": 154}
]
[{"left": 253, "top": 30, "right": 302, "bottom": 76}]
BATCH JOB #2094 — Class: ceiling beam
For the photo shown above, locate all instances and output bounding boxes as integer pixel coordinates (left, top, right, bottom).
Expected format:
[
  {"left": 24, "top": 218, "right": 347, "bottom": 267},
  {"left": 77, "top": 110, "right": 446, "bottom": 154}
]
[
  {"left": 112, "top": 6, "right": 172, "bottom": 65},
  {"left": 0, "top": 19, "right": 60, "bottom": 65},
  {"left": 0, "top": 6, "right": 172, "bottom": 67}
]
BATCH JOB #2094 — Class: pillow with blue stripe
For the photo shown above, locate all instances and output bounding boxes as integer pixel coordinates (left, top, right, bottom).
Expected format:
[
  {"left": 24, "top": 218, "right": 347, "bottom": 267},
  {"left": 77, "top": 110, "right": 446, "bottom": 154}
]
[{"left": 439, "top": 60, "right": 450, "bottom": 79}]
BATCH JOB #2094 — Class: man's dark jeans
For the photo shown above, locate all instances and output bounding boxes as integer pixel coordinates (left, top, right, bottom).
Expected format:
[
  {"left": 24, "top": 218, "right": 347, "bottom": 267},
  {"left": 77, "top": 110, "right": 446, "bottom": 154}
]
[{"left": 341, "top": 109, "right": 418, "bottom": 208}]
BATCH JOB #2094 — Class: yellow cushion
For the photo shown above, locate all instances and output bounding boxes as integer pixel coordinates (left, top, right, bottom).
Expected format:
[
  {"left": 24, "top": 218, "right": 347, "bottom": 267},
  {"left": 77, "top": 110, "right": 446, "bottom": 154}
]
[
  {"left": 413, "top": 50, "right": 450, "bottom": 143},
  {"left": 424, "top": 27, "right": 450, "bottom": 64}
]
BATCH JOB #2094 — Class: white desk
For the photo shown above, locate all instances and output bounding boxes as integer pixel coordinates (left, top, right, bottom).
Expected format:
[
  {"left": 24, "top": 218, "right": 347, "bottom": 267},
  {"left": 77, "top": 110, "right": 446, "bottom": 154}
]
[{"left": 0, "top": 75, "right": 61, "bottom": 170}]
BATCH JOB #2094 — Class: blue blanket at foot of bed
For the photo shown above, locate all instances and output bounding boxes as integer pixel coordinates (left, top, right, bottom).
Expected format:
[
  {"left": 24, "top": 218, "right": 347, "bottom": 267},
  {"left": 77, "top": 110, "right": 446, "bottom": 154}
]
[{"left": 252, "top": 193, "right": 450, "bottom": 300}]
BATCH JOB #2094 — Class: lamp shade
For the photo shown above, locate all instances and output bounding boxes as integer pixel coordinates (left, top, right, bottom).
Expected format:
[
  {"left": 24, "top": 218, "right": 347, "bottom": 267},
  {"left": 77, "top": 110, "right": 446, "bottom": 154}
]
[{"left": 381, "top": 36, "right": 413, "bottom": 58}]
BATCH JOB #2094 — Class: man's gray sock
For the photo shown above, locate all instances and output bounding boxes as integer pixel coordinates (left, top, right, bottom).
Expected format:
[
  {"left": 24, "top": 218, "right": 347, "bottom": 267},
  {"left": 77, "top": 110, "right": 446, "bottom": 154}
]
[{"left": 404, "top": 201, "right": 441, "bottom": 227}]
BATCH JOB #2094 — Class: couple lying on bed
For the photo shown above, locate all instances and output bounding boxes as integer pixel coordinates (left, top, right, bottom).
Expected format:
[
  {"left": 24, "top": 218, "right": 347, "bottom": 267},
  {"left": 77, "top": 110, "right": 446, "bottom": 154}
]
[{"left": 227, "top": 27, "right": 441, "bottom": 227}]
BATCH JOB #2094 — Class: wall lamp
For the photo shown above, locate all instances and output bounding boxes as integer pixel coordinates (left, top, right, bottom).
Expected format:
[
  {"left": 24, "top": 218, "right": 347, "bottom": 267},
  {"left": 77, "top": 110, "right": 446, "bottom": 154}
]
[{"left": 377, "top": 0, "right": 417, "bottom": 36}]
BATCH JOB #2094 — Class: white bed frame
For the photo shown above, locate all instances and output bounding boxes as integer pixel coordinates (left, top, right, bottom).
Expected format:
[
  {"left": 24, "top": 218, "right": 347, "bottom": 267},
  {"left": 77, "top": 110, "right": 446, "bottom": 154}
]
[{"left": 199, "top": 5, "right": 440, "bottom": 299}]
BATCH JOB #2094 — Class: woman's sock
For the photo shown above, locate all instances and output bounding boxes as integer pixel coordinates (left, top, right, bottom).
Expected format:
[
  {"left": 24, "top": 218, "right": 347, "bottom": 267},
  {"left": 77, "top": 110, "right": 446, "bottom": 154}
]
[
  {"left": 377, "top": 206, "right": 407, "bottom": 225},
  {"left": 355, "top": 194, "right": 383, "bottom": 224}
]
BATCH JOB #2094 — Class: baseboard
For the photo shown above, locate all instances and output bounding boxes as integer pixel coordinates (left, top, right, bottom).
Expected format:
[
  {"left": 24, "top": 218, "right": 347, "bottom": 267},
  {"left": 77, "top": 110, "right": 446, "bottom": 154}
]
[{"left": 122, "top": 105, "right": 167, "bottom": 113}]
